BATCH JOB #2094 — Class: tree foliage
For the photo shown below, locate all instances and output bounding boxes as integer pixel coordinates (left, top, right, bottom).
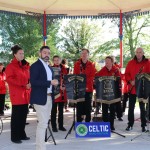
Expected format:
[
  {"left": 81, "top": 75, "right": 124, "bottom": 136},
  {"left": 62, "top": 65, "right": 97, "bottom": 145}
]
[
  {"left": 110, "top": 15, "right": 150, "bottom": 67},
  {"left": 0, "top": 15, "right": 42, "bottom": 59},
  {"left": 0, "top": 14, "right": 60, "bottom": 64},
  {"left": 123, "top": 15, "right": 150, "bottom": 59},
  {"left": 58, "top": 19, "right": 101, "bottom": 63}
]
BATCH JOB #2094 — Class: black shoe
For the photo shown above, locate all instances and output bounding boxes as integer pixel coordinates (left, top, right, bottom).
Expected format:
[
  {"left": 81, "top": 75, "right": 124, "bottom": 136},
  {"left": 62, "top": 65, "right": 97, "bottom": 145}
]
[
  {"left": 126, "top": 125, "right": 133, "bottom": 131},
  {"left": 142, "top": 127, "right": 146, "bottom": 132},
  {"left": 21, "top": 137, "right": 30, "bottom": 140},
  {"left": 91, "top": 109, "right": 94, "bottom": 112},
  {"left": 111, "top": 126, "right": 115, "bottom": 131},
  {"left": 59, "top": 127, "right": 67, "bottom": 131},
  {"left": 33, "top": 108, "right": 36, "bottom": 112},
  {"left": 25, "top": 122, "right": 29, "bottom": 125},
  {"left": 29, "top": 104, "right": 33, "bottom": 109},
  {"left": 118, "top": 118, "right": 123, "bottom": 121},
  {"left": 11, "top": 140, "right": 22, "bottom": 144},
  {"left": 52, "top": 128, "right": 58, "bottom": 132},
  {"left": 5, "top": 104, "right": 10, "bottom": 110}
]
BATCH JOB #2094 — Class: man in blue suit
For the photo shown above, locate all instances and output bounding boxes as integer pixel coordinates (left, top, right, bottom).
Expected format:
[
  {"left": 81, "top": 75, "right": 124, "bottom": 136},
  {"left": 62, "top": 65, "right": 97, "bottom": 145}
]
[{"left": 30, "top": 46, "right": 58, "bottom": 150}]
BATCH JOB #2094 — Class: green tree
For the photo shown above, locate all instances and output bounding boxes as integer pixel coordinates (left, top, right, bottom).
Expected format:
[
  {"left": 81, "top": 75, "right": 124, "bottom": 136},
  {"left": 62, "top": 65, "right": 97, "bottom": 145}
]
[
  {"left": 0, "top": 14, "right": 42, "bottom": 60},
  {"left": 0, "top": 14, "right": 60, "bottom": 64},
  {"left": 101, "top": 15, "right": 150, "bottom": 67},
  {"left": 58, "top": 19, "right": 101, "bottom": 63},
  {"left": 46, "top": 19, "right": 61, "bottom": 60},
  {"left": 123, "top": 15, "right": 150, "bottom": 59}
]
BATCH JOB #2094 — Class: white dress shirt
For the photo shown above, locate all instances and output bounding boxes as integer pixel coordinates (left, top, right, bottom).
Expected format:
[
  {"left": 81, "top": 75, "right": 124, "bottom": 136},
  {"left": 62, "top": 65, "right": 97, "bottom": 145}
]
[{"left": 39, "top": 58, "right": 52, "bottom": 93}]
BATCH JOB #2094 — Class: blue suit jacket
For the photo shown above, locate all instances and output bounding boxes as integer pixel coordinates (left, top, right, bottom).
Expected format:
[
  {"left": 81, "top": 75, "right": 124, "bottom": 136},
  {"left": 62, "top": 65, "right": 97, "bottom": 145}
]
[{"left": 30, "top": 59, "right": 54, "bottom": 105}]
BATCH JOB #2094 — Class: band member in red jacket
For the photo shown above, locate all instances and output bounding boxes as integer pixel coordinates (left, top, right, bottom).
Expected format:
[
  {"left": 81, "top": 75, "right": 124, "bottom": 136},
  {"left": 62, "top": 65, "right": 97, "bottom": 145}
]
[
  {"left": 5, "top": 45, "right": 31, "bottom": 144},
  {"left": 125, "top": 47, "right": 149, "bottom": 132},
  {"left": 51, "top": 55, "right": 68, "bottom": 132},
  {"left": 0, "top": 63, "right": 7, "bottom": 116},
  {"left": 74, "top": 49, "right": 95, "bottom": 122},
  {"left": 96, "top": 56, "right": 121, "bottom": 131}
]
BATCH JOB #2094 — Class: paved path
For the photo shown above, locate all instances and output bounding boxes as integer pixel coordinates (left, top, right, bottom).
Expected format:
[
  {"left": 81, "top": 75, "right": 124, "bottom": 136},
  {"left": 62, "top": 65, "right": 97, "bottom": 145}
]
[{"left": 0, "top": 107, "right": 150, "bottom": 150}]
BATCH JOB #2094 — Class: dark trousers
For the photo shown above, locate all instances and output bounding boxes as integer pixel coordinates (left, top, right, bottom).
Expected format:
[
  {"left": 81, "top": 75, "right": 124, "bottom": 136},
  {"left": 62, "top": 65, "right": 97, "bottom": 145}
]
[
  {"left": 0, "top": 94, "right": 5, "bottom": 114},
  {"left": 51, "top": 102, "right": 64, "bottom": 129},
  {"left": 122, "top": 93, "right": 129, "bottom": 112},
  {"left": 128, "top": 94, "right": 147, "bottom": 127},
  {"left": 76, "top": 92, "right": 92, "bottom": 122},
  {"left": 64, "top": 100, "right": 69, "bottom": 110},
  {"left": 11, "top": 104, "right": 28, "bottom": 141},
  {"left": 102, "top": 103, "right": 115, "bottom": 128},
  {"left": 115, "top": 101, "right": 122, "bottom": 118},
  {"left": 145, "top": 95, "right": 150, "bottom": 120}
]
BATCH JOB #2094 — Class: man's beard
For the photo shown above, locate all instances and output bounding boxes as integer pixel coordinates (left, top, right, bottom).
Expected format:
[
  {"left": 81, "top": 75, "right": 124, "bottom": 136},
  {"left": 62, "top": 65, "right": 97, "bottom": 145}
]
[
  {"left": 137, "top": 56, "right": 142, "bottom": 62},
  {"left": 41, "top": 56, "right": 49, "bottom": 62}
]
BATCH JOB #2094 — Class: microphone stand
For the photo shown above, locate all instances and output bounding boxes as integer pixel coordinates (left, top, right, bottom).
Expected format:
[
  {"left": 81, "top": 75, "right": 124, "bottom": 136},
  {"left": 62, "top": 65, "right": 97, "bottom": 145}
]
[{"left": 45, "top": 119, "right": 56, "bottom": 145}]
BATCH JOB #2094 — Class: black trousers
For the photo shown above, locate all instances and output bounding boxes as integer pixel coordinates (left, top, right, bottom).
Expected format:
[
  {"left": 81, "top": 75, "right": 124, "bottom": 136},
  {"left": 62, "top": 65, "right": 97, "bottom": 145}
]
[
  {"left": 115, "top": 101, "right": 122, "bottom": 118},
  {"left": 11, "top": 104, "right": 28, "bottom": 141},
  {"left": 146, "top": 96, "right": 150, "bottom": 121},
  {"left": 102, "top": 103, "right": 115, "bottom": 128},
  {"left": 0, "top": 94, "right": 5, "bottom": 114},
  {"left": 128, "top": 94, "right": 147, "bottom": 127},
  {"left": 51, "top": 102, "right": 64, "bottom": 129},
  {"left": 122, "top": 93, "right": 129, "bottom": 112},
  {"left": 76, "top": 92, "right": 92, "bottom": 122}
]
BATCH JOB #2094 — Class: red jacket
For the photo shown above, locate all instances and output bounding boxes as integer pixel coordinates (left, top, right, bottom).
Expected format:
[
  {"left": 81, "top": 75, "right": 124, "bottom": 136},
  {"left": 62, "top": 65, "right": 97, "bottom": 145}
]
[
  {"left": 125, "top": 57, "right": 149, "bottom": 94},
  {"left": 0, "top": 72, "right": 6, "bottom": 94},
  {"left": 52, "top": 64, "right": 68, "bottom": 103},
  {"left": 5, "top": 58, "right": 30, "bottom": 105},
  {"left": 143, "top": 59, "right": 150, "bottom": 73},
  {"left": 74, "top": 59, "right": 96, "bottom": 92},
  {"left": 114, "top": 62, "right": 121, "bottom": 69},
  {"left": 96, "top": 65, "right": 120, "bottom": 77}
]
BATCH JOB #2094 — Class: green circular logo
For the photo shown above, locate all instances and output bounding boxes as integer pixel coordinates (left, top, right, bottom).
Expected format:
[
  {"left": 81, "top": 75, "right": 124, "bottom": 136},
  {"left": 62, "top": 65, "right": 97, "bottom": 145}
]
[{"left": 76, "top": 124, "right": 88, "bottom": 136}]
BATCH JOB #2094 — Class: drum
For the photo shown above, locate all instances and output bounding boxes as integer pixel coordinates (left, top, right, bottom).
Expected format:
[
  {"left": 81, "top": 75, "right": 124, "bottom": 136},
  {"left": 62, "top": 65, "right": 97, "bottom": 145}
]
[
  {"left": 135, "top": 73, "right": 150, "bottom": 103},
  {"left": 64, "top": 74, "right": 86, "bottom": 103},
  {"left": 95, "top": 76, "right": 121, "bottom": 104}
]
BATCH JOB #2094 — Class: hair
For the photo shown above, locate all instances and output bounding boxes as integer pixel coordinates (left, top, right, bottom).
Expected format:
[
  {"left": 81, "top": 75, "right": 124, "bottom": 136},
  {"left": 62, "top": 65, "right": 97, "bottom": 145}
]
[
  {"left": 110, "top": 56, "right": 116, "bottom": 63},
  {"left": 61, "top": 59, "right": 67, "bottom": 65},
  {"left": 53, "top": 55, "right": 60, "bottom": 60},
  {"left": 0, "top": 63, "right": 5, "bottom": 73},
  {"left": 11, "top": 45, "right": 22, "bottom": 55},
  {"left": 136, "top": 47, "right": 144, "bottom": 53},
  {"left": 40, "top": 46, "right": 50, "bottom": 52},
  {"left": 81, "top": 48, "right": 90, "bottom": 54},
  {"left": 0, "top": 63, "right": 4, "bottom": 66},
  {"left": 105, "top": 56, "right": 114, "bottom": 63}
]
